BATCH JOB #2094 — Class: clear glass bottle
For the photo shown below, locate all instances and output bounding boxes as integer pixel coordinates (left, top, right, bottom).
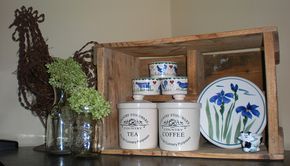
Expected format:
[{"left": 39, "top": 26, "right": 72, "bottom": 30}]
[{"left": 46, "top": 88, "right": 73, "bottom": 155}]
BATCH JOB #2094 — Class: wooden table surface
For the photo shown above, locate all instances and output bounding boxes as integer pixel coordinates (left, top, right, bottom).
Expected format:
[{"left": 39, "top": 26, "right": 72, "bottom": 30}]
[{"left": 0, "top": 147, "right": 288, "bottom": 166}]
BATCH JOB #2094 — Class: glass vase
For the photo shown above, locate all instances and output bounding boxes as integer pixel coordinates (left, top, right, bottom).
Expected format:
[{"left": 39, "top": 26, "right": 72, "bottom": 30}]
[
  {"left": 71, "top": 107, "right": 103, "bottom": 157},
  {"left": 46, "top": 88, "right": 74, "bottom": 155}
]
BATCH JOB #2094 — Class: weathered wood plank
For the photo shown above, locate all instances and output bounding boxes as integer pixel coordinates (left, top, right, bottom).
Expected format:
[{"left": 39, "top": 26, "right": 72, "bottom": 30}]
[
  {"left": 95, "top": 26, "right": 279, "bottom": 59},
  {"left": 99, "top": 26, "right": 277, "bottom": 48},
  {"left": 263, "top": 32, "right": 280, "bottom": 155},
  {"left": 187, "top": 50, "right": 204, "bottom": 95},
  {"left": 203, "top": 51, "right": 264, "bottom": 89},
  {"left": 101, "top": 144, "right": 284, "bottom": 160}
]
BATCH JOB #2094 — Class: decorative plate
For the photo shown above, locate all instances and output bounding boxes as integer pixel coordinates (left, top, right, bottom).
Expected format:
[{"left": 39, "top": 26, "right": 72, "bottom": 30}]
[{"left": 198, "top": 77, "right": 266, "bottom": 149}]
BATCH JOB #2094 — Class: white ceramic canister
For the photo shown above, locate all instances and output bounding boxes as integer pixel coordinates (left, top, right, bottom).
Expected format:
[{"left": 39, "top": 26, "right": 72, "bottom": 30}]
[
  {"left": 149, "top": 61, "right": 177, "bottom": 78},
  {"left": 158, "top": 95, "right": 201, "bottom": 151},
  {"left": 118, "top": 95, "right": 158, "bottom": 149},
  {"left": 161, "top": 76, "right": 188, "bottom": 95},
  {"left": 132, "top": 77, "right": 161, "bottom": 95}
]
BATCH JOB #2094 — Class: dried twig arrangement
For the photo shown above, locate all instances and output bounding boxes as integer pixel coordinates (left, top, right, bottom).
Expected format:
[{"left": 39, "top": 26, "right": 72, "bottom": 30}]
[
  {"left": 9, "top": 6, "right": 53, "bottom": 126},
  {"left": 73, "top": 41, "right": 98, "bottom": 88},
  {"left": 9, "top": 6, "right": 98, "bottom": 127}
]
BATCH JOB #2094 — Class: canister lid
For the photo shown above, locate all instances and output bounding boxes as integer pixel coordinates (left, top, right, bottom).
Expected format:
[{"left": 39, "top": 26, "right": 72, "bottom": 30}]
[
  {"left": 117, "top": 95, "right": 157, "bottom": 109},
  {"left": 157, "top": 95, "right": 201, "bottom": 109}
]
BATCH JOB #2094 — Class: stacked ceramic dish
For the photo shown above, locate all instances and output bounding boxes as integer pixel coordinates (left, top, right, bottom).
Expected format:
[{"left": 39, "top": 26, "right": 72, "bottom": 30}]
[{"left": 133, "top": 61, "right": 188, "bottom": 96}]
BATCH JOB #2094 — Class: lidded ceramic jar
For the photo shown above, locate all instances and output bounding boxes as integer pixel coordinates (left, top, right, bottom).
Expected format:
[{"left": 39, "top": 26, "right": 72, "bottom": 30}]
[
  {"left": 158, "top": 95, "right": 201, "bottom": 151},
  {"left": 149, "top": 61, "right": 177, "bottom": 78},
  {"left": 118, "top": 95, "right": 158, "bottom": 149}
]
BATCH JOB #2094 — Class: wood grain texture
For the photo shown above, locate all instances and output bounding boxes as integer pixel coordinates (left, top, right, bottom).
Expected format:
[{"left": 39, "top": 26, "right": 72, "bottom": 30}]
[
  {"left": 96, "top": 47, "right": 111, "bottom": 148},
  {"left": 101, "top": 144, "right": 284, "bottom": 160},
  {"left": 187, "top": 50, "right": 204, "bottom": 95},
  {"left": 203, "top": 51, "right": 264, "bottom": 89},
  {"left": 95, "top": 26, "right": 279, "bottom": 59},
  {"left": 98, "top": 26, "right": 277, "bottom": 48},
  {"left": 263, "top": 32, "right": 280, "bottom": 155},
  {"left": 187, "top": 50, "right": 196, "bottom": 94}
]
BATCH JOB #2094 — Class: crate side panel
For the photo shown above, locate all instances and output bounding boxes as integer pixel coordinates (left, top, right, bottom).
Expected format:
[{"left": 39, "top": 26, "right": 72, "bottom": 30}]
[
  {"left": 263, "top": 32, "right": 280, "bottom": 154},
  {"left": 103, "top": 49, "right": 139, "bottom": 148}
]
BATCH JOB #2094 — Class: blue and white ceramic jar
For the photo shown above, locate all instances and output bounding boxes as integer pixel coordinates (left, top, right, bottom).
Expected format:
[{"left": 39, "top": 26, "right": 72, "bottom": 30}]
[
  {"left": 149, "top": 61, "right": 177, "bottom": 78},
  {"left": 160, "top": 76, "right": 188, "bottom": 95},
  {"left": 133, "top": 77, "right": 161, "bottom": 95}
]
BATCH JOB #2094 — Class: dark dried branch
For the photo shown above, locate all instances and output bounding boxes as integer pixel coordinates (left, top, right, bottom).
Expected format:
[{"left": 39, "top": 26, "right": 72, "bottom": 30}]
[
  {"left": 73, "top": 41, "right": 98, "bottom": 88},
  {"left": 10, "top": 6, "right": 54, "bottom": 126}
]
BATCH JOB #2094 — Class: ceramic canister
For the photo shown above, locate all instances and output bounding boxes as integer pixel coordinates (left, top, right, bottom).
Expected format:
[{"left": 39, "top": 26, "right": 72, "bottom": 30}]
[
  {"left": 133, "top": 77, "right": 161, "bottom": 95},
  {"left": 161, "top": 76, "right": 188, "bottom": 95},
  {"left": 149, "top": 61, "right": 177, "bottom": 78},
  {"left": 118, "top": 95, "right": 158, "bottom": 149},
  {"left": 158, "top": 95, "right": 201, "bottom": 151}
]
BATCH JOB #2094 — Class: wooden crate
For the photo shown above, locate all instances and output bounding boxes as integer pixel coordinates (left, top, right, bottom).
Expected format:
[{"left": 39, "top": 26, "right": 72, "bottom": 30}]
[{"left": 93, "top": 26, "right": 284, "bottom": 160}]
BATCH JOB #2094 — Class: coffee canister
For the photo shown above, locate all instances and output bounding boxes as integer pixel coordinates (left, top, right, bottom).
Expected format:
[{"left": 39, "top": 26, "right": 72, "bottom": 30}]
[
  {"left": 158, "top": 95, "right": 201, "bottom": 151},
  {"left": 118, "top": 95, "right": 158, "bottom": 149}
]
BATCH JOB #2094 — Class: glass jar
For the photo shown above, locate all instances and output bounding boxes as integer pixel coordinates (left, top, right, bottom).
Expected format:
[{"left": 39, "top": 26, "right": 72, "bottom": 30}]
[
  {"left": 46, "top": 88, "right": 74, "bottom": 155},
  {"left": 71, "top": 106, "right": 103, "bottom": 157}
]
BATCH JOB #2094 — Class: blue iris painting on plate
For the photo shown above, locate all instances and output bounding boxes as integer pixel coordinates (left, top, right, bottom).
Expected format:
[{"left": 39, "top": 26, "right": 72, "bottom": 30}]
[{"left": 198, "top": 77, "right": 266, "bottom": 148}]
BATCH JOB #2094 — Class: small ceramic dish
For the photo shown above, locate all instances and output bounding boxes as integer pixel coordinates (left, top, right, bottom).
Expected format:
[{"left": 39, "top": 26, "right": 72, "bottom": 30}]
[
  {"left": 132, "top": 77, "right": 161, "bottom": 95},
  {"left": 149, "top": 61, "right": 177, "bottom": 78},
  {"left": 160, "top": 76, "right": 188, "bottom": 95}
]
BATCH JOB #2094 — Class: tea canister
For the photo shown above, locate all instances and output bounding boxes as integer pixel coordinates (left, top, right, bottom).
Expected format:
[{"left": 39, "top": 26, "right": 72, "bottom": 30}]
[
  {"left": 161, "top": 76, "right": 188, "bottom": 95},
  {"left": 133, "top": 77, "right": 161, "bottom": 95},
  {"left": 149, "top": 61, "right": 177, "bottom": 78},
  {"left": 118, "top": 95, "right": 158, "bottom": 149},
  {"left": 158, "top": 95, "right": 201, "bottom": 151}
]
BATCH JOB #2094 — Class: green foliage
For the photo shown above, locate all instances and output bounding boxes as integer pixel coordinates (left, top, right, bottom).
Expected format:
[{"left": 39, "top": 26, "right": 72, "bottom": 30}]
[
  {"left": 46, "top": 57, "right": 111, "bottom": 120},
  {"left": 68, "top": 87, "right": 111, "bottom": 120},
  {"left": 46, "top": 57, "right": 88, "bottom": 93}
]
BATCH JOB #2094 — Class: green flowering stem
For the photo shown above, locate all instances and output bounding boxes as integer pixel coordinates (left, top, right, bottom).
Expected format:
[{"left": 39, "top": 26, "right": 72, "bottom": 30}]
[
  {"left": 46, "top": 57, "right": 88, "bottom": 94},
  {"left": 219, "top": 103, "right": 225, "bottom": 141},
  {"left": 223, "top": 102, "right": 234, "bottom": 140},
  {"left": 234, "top": 117, "right": 242, "bottom": 144},
  {"left": 68, "top": 87, "right": 111, "bottom": 120},
  {"left": 223, "top": 92, "right": 238, "bottom": 142},
  {"left": 205, "top": 100, "right": 214, "bottom": 139},
  {"left": 243, "top": 116, "right": 248, "bottom": 131},
  {"left": 213, "top": 105, "right": 220, "bottom": 140}
]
